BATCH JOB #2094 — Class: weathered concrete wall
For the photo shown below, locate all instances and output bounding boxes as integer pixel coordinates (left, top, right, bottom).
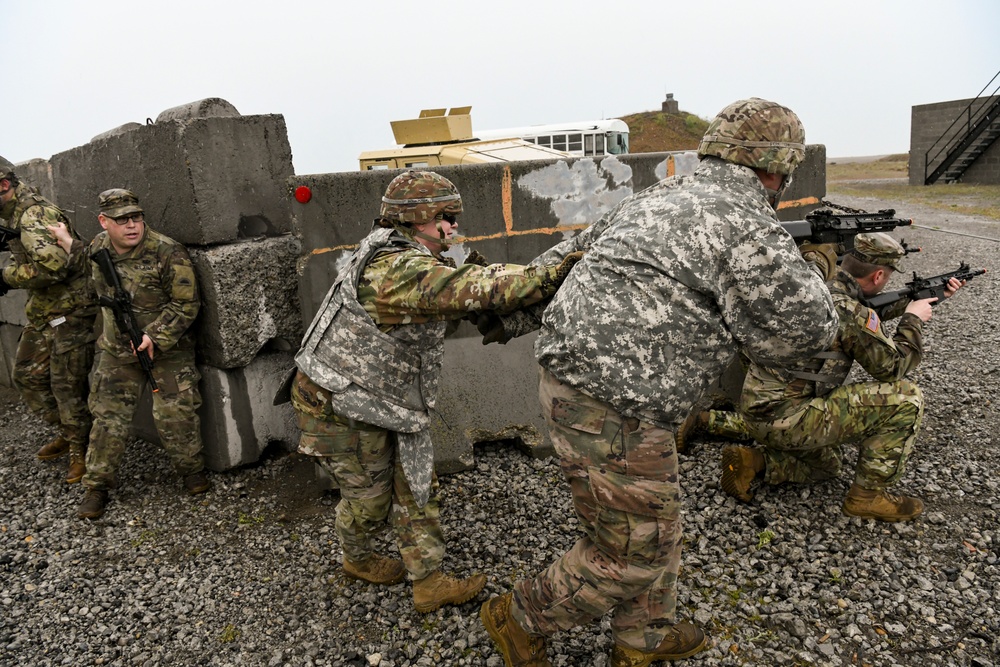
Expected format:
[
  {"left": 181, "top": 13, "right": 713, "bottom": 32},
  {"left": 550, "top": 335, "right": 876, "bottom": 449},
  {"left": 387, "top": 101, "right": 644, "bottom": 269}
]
[
  {"left": 909, "top": 96, "right": 1000, "bottom": 185},
  {"left": 289, "top": 145, "right": 826, "bottom": 471}
]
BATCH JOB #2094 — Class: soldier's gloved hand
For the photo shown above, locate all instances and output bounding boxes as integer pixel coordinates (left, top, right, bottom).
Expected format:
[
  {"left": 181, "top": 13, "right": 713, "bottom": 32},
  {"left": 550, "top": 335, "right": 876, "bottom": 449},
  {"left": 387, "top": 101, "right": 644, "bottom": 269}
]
[
  {"left": 463, "top": 249, "right": 490, "bottom": 267},
  {"left": 474, "top": 312, "right": 512, "bottom": 345},
  {"left": 555, "top": 251, "right": 585, "bottom": 283},
  {"left": 798, "top": 242, "right": 839, "bottom": 281}
]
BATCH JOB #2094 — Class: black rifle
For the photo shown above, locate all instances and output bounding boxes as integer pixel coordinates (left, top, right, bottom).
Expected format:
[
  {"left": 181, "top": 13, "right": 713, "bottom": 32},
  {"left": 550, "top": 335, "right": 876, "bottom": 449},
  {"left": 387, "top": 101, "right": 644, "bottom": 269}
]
[
  {"left": 781, "top": 208, "right": 913, "bottom": 253},
  {"left": 0, "top": 223, "right": 17, "bottom": 252},
  {"left": 91, "top": 248, "right": 159, "bottom": 392},
  {"left": 865, "top": 262, "right": 986, "bottom": 310}
]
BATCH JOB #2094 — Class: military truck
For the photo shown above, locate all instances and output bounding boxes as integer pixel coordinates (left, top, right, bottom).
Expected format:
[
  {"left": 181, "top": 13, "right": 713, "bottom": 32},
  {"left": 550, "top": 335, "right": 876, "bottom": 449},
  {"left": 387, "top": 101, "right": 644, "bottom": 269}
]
[{"left": 358, "top": 107, "right": 568, "bottom": 170}]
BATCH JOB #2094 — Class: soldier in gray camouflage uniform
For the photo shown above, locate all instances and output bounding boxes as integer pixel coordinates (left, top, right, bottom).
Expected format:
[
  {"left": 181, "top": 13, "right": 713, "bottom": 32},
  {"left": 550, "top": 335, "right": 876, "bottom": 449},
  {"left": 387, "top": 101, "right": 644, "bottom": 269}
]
[
  {"left": 479, "top": 98, "right": 841, "bottom": 667},
  {"left": 0, "top": 157, "right": 96, "bottom": 484},
  {"left": 292, "top": 171, "right": 583, "bottom": 614},
  {"left": 71, "top": 189, "right": 210, "bottom": 520},
  {"left": 720, "top": 233, "right": 964, "bottom": 523}
]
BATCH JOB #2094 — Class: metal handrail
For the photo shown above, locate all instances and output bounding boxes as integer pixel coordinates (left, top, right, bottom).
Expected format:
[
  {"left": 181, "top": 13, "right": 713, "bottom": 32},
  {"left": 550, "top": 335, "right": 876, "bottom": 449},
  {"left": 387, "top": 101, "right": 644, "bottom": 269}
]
[{"left": 924, "top": 69, "right": 1000, "bottom": 183}]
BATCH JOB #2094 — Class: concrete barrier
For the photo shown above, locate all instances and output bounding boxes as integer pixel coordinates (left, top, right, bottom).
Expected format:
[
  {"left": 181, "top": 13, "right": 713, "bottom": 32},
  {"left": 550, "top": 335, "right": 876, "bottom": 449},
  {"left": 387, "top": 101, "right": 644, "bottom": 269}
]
[{"left": 0, "top": 99, "right": 827, "bottom": 475}]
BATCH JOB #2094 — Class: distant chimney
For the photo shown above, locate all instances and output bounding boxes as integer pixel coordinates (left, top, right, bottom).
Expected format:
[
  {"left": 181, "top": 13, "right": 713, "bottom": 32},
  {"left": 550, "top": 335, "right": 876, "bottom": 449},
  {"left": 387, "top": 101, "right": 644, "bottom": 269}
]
[{"left": 661, "top": 93, "right": 679, "bottom": 115}]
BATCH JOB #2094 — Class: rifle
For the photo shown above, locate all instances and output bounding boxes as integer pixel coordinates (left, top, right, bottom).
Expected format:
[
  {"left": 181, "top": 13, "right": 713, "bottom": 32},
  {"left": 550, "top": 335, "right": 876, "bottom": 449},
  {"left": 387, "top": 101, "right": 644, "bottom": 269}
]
[
  {"left": 0, "top": 223, "right": 17, "bottom": 252},
  {"left": 91, "top": 248, "right": 159, "bottom": 392},
  {"left": 865, "top": 262, "right": 986, "bottom": 310},
  {"left": 781, "top": 208, "right": 912, "bottom": 253}
]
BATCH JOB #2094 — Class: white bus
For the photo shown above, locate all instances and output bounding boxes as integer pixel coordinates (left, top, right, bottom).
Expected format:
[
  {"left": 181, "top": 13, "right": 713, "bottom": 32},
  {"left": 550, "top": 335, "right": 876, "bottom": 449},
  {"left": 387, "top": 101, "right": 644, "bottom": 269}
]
[{"left": 474, "top": 119, "right": 629, "bottom": 158}]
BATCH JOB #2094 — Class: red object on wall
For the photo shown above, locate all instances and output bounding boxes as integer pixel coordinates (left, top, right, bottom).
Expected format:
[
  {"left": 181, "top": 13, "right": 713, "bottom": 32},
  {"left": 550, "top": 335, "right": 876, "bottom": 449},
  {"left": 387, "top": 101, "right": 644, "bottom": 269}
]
[{"left": 294, "top": 186, "right": 312, "bottom": 204}]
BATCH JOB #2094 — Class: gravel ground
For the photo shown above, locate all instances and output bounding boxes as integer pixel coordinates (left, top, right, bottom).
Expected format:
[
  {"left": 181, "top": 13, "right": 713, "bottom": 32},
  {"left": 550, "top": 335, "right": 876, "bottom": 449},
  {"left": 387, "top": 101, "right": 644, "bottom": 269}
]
[{"left": 2, "top": 190, "right": 999, "bottom": 667}]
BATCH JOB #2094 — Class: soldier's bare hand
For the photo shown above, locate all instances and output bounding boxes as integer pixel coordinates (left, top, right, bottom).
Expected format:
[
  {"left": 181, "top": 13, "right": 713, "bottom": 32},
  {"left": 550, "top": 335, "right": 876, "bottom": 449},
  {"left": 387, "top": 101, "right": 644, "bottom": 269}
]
[
  {"left": 134, "top": 334, "right": 155, "bottom": 361},
  {"left": 46, "top": 222, "right": 74, "bottom": 254},
  {"left": 905, "top": 297, "right": 936, "bottom": 322},
  {"left": 943, "top": 277, "right": 965, "bottom": 298}
]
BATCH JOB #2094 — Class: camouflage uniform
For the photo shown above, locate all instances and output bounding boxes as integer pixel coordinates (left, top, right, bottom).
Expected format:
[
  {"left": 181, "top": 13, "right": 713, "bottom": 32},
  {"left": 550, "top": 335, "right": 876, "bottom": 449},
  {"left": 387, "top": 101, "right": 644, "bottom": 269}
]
[
  {"left": 741, "top": 235, "right": 923, "bottom": 491},
  {"left": 293, "top": 223, "right": 570, "bottom": 580},
  {"left": 506, "top": 155, "right": 839, "bottom": 652},
  {"left": 1, "top": 181, "right": 96, "bottom": 458},
  {"left": 82, "top": 220, "right": 205, "bottom": 491}
]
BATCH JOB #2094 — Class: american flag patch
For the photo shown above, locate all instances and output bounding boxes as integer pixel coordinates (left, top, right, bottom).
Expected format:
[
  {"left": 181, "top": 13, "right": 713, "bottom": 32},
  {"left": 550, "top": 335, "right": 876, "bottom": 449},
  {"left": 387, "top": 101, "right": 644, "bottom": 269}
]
[{"left": 865, "top": 310, "right": 880, "bottom": 333}]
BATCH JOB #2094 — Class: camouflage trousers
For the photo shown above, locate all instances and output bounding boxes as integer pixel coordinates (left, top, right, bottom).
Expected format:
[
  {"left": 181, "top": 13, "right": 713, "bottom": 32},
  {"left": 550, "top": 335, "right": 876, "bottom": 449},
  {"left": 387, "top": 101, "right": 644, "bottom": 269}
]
[
  {"left": 83, "top": 349, "right": 205, "bottom": 490},
  {"left": 746, "top": 380, "right": 923, "bottom": 490},
  {"left": 512, "top": 369, "right": 683, "bottom": 653},
  {"left": 291, "top": 372, "right": 445, "bottom": 581},
  {"left": 14, "top": 320, "right": 94, "bottom": 449}
]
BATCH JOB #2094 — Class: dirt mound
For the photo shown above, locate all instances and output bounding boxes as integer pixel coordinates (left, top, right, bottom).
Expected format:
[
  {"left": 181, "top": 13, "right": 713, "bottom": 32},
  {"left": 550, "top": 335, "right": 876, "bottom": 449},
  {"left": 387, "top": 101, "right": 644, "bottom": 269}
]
[{"left": 620, "top": 109, "right": 708, "bottom": 153}]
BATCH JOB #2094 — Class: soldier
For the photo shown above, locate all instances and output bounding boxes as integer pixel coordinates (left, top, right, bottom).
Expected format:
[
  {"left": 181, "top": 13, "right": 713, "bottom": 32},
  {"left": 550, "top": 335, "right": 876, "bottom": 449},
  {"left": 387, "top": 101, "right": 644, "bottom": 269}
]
[
  {"left": 69, "top": 189, "right": 210, "bottom": 520},
  {"left": 291, "top": 170, "right": 583, "bottom": 614},
  {"left": 721, "top": 233, "right": 964, "bottom": 522},
  {"left": 0, "top": 157, "right": 96, "bottom": 484},
  {"left": 478, "top": 98, "right": 841, "bottom": 667}
]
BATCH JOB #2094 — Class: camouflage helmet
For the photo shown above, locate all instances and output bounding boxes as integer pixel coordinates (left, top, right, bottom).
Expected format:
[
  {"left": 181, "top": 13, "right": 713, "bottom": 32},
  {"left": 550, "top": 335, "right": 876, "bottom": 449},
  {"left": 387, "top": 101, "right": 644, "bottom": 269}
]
[
  {"left": 380, "top": 171, "right": 462, "bottom": 225},
  {"left": 698, "top": 98, "right": 805, "bottom": 176}
]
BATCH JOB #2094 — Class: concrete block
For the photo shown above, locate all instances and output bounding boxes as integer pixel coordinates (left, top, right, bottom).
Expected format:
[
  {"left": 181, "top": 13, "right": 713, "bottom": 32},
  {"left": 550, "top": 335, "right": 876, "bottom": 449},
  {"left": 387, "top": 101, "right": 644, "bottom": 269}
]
[
  {"left": 49, "top": 114, "right": 295, "bottom": 246},
  {"left": 12, "top": 158, "right": 56, "bottom": 202},
  {"left": 90, "top": 123, "right": 143, "bottom": 143},
  {"left": 130, "top": 351, "right": 299, "bottom": 471},
  {"left": 156, "top": 98, "right": 240, "bottom": 123},
  {"left": 0, "top": 323, "right": 21, "bottom": 388},
  {"left": 197, "top": 353, "right": 299, "bottom": 471},
  {"left": 431, "top": 324, "right": 550, "bottom": 472},
  {"left": 189, "top": 235, "right": 304, "bottom": 369}
]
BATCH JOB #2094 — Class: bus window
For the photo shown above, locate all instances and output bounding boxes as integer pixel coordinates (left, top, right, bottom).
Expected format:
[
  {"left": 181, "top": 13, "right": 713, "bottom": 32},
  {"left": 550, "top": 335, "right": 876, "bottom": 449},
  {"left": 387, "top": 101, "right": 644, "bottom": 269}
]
[
  {"left": 608, "top": 132, "right": 628, "bottom": 155},
  {"left": 595, "top": 134, "right": 605, "bottom": 155},
  {"left": 584, "top": 135, "right": 595, "bottom": 156},
  {"left": 552, "top": 134, "right": 567, "bottom": 151},
  {"left": 537, "top": 136, "right": 551, "bottom": 148},
  {"left": 568, "top": 133, "right": 583, "bottom": 154}
]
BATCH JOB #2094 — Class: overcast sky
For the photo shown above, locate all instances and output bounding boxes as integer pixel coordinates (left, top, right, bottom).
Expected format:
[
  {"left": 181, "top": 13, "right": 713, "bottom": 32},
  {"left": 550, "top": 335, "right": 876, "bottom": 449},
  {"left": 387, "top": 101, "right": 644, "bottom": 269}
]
[{"left": 5, "top": 0, "right": 999, "bottom": 174}]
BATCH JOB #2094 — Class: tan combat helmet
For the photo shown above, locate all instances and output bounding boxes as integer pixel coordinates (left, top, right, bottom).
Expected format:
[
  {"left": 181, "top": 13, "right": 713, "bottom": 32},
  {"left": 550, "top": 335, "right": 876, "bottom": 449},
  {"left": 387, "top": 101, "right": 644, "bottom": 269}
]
[
  {"left": 698, "top": 98, "right": 805, "bottom": 176},
  {"left": 0, "top": 156, "right": 14, "bottom": 180}
]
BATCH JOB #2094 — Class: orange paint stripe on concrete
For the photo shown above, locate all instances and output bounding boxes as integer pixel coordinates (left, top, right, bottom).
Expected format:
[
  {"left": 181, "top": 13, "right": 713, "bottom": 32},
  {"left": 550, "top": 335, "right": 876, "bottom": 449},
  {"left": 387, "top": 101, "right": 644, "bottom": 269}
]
[
  {"left": 777, "top": 196, "right": 820, "bottom": 211},
  {"left": 502, "top": 166, "right": 514, "bottom": 234},
  {"left": 666, "top": 155, "right": 675, "bottom": 178}
]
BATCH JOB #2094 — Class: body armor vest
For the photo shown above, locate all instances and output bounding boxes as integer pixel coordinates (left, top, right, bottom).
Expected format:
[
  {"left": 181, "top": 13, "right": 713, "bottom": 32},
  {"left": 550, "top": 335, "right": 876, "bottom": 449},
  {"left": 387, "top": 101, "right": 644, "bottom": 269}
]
[{"left": 295, "top": 226, "right": 446, "bottom": 506}]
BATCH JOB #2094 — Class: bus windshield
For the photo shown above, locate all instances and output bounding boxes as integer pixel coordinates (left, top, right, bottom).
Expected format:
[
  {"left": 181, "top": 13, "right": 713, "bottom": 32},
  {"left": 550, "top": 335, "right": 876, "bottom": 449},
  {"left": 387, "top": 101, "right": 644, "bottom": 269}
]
[{"left": 607, "top": 131, "right": 629, "bottom": 155}]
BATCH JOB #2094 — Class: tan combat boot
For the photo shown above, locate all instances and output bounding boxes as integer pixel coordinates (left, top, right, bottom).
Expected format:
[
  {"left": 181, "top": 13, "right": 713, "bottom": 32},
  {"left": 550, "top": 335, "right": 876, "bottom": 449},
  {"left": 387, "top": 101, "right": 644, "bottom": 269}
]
[
  {"left": 412, "top": 570, "right": 486, "bottom": 614},
  {"left": 183, "top": 471, "right": 211, "bottom": 495},
  {"left": 609, "top": 622, "right": 708, "bottom": 667},
  {"left": 720, "top": 446, "right": 764, "bottom": 502},
  {"left": 342, "top": 554, "right": 406, "bottom": 586},
  {"left": 66, "top": 446, "right": 86, "bottom": 484},
  {"left": 842, "top": 483, "right": 924, "bottom": 522},
  {"left": 675, "top": 411, "right": 709, "bottom": 454},
  {"left": 36, "top": 436, "right": 70, "bottom": 461},
  {"left": 480, "top": 592, "right": 551, "bottom": 666},
  {"left": 77, "top": 489, "right": 109, "bottom": 520}
]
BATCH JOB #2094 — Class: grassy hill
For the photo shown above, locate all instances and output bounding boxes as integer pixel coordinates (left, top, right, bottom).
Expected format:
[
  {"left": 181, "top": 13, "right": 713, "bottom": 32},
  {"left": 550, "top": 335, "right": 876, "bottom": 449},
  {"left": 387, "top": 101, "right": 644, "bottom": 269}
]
[{"left": 620, "top": 109, "right": 709, "bottom": 153}]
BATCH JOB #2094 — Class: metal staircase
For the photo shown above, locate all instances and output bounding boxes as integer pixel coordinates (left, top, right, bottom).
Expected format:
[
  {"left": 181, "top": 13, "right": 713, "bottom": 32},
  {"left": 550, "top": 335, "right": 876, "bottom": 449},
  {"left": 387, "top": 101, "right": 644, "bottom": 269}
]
[{"left": 924, "top": 70, "right": 1000, "bottom": 185}]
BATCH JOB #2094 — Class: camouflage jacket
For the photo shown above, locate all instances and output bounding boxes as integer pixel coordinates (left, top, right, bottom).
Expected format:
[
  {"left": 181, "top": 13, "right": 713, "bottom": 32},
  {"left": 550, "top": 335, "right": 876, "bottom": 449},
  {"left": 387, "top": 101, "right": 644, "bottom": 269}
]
[
  {"left": 741, "top": 270, "right": 923, "bottom": 420},
  {"left": 295, "top": 225, "right": 564, "bottom": 506},
  {"left": 296, "top": 225, "right": 564, "bottom": 431},
  {"left": 1, "top": 183, "right": 97, "bottom": 339},
  {"left": 89, "top": 227, "right": 200, "bottom": 359},
  {"left": 531, "top": 157, "right": 839, "bottom": 429}
]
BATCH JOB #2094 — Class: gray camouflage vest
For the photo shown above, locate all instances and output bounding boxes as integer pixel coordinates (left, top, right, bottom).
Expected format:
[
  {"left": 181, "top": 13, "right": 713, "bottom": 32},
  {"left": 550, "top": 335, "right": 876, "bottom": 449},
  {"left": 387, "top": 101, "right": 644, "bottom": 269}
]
[{"left": 295, "top": 226, "right": 446, "bottom": 506}]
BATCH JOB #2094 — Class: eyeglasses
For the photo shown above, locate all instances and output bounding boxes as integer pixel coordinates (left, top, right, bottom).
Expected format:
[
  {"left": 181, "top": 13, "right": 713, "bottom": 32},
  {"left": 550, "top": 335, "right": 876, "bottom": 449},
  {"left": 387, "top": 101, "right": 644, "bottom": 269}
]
[{"left": 109, "top": 213, "right": 144, "bottom": 226}]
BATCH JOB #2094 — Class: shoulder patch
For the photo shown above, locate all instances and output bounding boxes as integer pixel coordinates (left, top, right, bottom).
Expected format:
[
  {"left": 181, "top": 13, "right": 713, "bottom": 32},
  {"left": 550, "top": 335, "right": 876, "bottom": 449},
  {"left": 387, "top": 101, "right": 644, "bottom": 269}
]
[{"left": 865, "top": 310, "right": 880, "bottom": 333}]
